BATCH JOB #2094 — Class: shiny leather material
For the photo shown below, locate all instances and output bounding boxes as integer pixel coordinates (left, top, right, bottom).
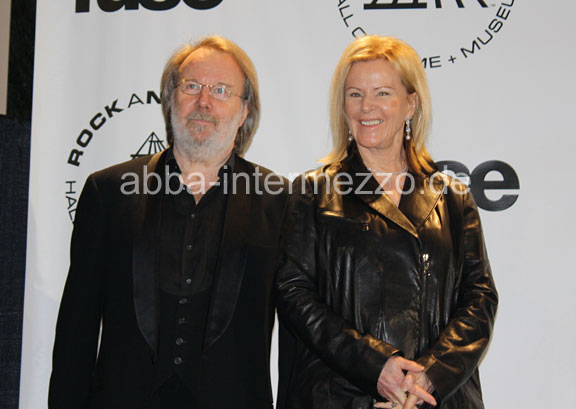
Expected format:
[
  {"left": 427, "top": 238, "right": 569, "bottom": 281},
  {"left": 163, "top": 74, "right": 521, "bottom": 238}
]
[{"left": 277, "top": 146, "right": 498, "bottom": 409}]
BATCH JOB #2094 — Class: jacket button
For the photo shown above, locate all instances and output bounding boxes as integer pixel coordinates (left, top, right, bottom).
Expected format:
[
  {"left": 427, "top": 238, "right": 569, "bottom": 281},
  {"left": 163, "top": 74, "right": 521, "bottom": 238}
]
[
  {"left": 174, "top": 357, "right": 182, "bottom": 365},
  {"left": 179, "top": 297, "right": 188, "bottom": 304},
  {"left": 175, "top": 338, "right": 184, "bottom": 345}
]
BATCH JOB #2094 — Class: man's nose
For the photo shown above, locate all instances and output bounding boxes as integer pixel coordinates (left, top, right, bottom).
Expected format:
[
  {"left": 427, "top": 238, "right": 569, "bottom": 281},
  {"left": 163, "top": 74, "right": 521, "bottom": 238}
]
[{"left": 195, "top": 86, "right": 212, "bottom": 109}]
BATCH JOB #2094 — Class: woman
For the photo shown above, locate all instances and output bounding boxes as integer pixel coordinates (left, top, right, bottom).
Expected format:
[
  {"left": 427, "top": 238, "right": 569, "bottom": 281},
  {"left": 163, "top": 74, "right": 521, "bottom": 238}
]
[{"left": 276, "top": 35, "right": 498, "bottom": 409}]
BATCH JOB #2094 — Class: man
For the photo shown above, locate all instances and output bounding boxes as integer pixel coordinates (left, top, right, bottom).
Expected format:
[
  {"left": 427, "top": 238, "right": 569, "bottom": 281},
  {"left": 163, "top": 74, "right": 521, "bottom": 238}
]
[{"left": 49, "top": 36, "right": 289, "bottom": 409}]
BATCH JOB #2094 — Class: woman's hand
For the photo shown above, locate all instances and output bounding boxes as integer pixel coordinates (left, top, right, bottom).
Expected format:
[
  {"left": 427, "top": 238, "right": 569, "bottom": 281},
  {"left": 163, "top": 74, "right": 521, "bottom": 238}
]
[
  {"left": 374, "top": 402, "right": 401, "bottom": 409},
  {"left": 376, "top": 356, "right": 422, "bottom": 405},
  {"left": 375, "top": 356, "right": 436, "bottom": 408},
  {"left": 401, "top": 370, "right": 436, "bottom": 409}
]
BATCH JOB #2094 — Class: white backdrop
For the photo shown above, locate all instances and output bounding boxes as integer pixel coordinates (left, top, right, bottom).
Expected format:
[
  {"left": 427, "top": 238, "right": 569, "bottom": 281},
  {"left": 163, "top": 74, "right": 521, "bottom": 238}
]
[{"left": 23, "top": 1, "right": 576, "bottom": 408}]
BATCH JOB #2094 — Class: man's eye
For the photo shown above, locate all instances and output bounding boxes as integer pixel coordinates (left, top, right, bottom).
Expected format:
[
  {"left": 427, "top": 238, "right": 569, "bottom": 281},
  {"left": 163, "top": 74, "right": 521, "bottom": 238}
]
[
  {"left": 186, "top": 82, "right": 200, "bottom": 90},
  {"left": 214, "top": 86, "right": 227, "bottom": 94}
]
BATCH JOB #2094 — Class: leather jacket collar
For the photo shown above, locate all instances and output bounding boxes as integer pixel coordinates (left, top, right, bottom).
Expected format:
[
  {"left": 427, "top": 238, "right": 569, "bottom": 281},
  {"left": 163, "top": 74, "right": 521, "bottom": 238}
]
[{"left": 341, "top": 142, "right": 445, "bottom": 237}]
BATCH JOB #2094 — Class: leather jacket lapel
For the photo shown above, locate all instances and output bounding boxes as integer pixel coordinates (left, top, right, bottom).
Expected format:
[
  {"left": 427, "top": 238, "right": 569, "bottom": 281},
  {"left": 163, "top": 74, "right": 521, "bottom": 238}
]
[
  {"left": 132, "top": 151, "right": 164, "bottom": 360},
  {"left": 360, "top": 187, "right": 419, "bottom": 238},
  {"left": 345, "top": 145, "right": 419, "bottom": 237},
  {"left": 203, "top": 155, "right": 253, "bottom": 351},
  {"left": 399, "top": 173, "right": 444, "bottom": 232}
]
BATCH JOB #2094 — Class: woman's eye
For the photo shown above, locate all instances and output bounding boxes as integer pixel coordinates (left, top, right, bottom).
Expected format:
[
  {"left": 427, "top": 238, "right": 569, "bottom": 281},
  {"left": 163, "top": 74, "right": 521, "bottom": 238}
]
[
  {"left": 348, "top": 92, "right": 361, "bottom": 98},
  {"left": 377, "top": 91, "right": 389, "bottom": 96}
]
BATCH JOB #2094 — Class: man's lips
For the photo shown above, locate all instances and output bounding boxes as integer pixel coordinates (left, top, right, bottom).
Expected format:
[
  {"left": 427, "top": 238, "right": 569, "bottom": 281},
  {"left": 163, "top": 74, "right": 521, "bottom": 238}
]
[
  {"left": 191, "top": 119, "right": 213, "bottom": 125},
  {"left": 185, "top": 112, "right": 217, "bottom": 125}
]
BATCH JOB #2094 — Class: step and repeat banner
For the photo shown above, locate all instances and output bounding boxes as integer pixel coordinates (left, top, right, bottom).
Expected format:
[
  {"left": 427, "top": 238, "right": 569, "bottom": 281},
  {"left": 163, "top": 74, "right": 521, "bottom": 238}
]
[{"left": 23, "top": 1, "right": 576, "bottom": 408}]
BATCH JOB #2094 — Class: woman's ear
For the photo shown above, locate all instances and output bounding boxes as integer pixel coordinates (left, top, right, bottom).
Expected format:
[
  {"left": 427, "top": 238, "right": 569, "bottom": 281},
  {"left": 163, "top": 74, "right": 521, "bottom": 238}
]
[{"left": 407, "top": 92, "right": 419, "bottom": 118}]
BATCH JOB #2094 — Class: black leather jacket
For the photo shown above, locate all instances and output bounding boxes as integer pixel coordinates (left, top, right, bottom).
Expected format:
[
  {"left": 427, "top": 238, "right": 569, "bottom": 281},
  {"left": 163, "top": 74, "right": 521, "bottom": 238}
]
[{"left": 277, "top": 147, "right": 498, "bottom": 409}]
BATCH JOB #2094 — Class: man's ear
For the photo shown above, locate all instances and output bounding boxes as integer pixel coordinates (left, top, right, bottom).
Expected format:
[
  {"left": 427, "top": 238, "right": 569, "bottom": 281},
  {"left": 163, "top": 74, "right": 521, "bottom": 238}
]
[{"left": 240, "top": 102, "right": 248, "bottom": 126}]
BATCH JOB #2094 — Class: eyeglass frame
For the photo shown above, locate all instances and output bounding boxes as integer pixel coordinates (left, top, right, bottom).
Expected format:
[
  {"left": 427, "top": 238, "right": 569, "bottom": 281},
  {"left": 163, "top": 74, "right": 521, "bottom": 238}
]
[{"left": 176, "top": 79, "right": 245, "bottom": 101}]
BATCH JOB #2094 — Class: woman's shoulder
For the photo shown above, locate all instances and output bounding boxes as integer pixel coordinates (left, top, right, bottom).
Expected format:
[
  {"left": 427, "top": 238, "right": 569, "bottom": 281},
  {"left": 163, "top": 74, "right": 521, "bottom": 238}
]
[
  {"left": 427, "top": 171, "right": 480, "bottom": 218},
  {"left": 427, "top": 171, "right": 470, "bottom": 195},
  {"left": 285, "top": 162, "right": 345, "bottom": 201},
  {"left": 292, "top": 162, "right": 344, "bottom": 185}
]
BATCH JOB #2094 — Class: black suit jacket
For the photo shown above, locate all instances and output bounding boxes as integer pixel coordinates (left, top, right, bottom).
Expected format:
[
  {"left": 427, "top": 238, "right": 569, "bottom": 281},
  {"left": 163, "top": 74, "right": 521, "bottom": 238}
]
[{"left": 49, "top": 150, "right": 289, "bottom": 409}]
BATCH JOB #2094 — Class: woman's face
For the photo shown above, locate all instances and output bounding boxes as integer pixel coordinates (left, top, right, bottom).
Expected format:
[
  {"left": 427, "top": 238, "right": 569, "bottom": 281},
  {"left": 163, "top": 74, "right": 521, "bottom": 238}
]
[{"left": 344, "top": 59, "right": 417, "bottom": 154}]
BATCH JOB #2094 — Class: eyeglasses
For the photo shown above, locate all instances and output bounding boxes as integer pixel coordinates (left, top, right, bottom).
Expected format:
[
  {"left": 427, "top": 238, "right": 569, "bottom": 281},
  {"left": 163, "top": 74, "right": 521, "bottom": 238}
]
[{"left": 177, "top": 79, "right": 244, "bottom": 101}]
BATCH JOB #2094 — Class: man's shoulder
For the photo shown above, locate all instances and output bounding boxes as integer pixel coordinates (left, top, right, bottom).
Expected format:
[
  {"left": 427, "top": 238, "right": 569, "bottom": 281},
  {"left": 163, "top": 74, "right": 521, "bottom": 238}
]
[
  {"left": 234, "top": 156, "right": 290, "bottom": 201},
  {"left": 235, "top": 155, "right": 279, "bottom": 175},
  {"left": 235, "top": 155, "right": 290, "bottom": 188}
]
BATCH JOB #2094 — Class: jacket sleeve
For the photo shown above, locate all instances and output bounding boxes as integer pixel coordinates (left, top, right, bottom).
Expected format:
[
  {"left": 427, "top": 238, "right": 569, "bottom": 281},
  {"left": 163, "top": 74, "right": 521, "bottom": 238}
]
[
  {"left": 417, "top": 182, "right": 499, "bottom": 403},
  {"left": 276, "top": 176, "right": 399, "bottom": 396},
  {"left": 48, "top": 174, "right": 106, "bottom": 409}
]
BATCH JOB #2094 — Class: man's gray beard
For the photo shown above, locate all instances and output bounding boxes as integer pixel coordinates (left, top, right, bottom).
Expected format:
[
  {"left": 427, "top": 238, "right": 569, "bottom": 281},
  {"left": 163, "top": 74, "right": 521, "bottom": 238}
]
[{"left": 170, "top": 109, "right": 239, "bottom": 163}]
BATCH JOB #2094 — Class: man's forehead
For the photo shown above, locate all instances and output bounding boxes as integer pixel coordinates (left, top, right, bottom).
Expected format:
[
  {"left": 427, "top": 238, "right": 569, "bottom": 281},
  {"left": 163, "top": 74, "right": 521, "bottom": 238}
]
[{"left": 178, "top": 47, "right": 244, "bottom": 83}]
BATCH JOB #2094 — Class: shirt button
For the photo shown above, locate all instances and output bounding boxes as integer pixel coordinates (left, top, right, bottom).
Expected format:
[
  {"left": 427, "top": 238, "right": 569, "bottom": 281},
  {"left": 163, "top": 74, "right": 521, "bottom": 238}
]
[
  {"left": 175, "top": 337, "right": 184, "bottom": 346},
  {"left": 174, "top": 357, "right": 182, "bottom": 365},
  {"left": 179, "top": 297, "right": 188, "bottom": 304},
  {"left": 185, "top": 278, "right": 192, "bottom": 285},
  {"left": 185, "top": 244, "right": 192, "bottom": 251}
]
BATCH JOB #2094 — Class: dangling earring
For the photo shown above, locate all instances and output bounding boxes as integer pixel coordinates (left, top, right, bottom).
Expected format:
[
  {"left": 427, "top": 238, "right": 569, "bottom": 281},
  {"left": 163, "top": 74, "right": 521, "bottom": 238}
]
[
  {"left": 405, "top": 118, "right": 412, "bottom": 141},
  {"left": 348, "top": 129, "right": 353, "bottom": 142}
]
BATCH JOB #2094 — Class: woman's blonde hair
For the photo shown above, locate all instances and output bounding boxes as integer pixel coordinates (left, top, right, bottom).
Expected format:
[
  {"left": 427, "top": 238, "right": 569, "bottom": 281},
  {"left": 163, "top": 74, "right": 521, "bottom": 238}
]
[{"left": 324, "top": 35, "right": 435, "bottom": 174}]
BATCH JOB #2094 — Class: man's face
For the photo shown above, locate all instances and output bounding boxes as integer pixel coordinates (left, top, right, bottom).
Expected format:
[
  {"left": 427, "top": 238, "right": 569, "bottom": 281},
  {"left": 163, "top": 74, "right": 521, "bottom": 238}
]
[{"left": 171, "top": 48, "right": 248, "bottom": 161}]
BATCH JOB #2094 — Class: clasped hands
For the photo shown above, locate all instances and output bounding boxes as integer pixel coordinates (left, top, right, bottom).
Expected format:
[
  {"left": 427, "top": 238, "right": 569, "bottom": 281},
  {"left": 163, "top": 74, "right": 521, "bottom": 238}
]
[{"left": 374, "top": 356, "right": 437, "bottom": 409}]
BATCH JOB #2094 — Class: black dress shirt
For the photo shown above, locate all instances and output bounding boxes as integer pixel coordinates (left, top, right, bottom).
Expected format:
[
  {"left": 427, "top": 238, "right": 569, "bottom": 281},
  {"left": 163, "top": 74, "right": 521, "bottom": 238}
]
[
  {"left": 158, "top": 150, "right": 232, "bottom": 296},
  {"left": 154, "top": 149, "right": 233, "bottom": 396}
]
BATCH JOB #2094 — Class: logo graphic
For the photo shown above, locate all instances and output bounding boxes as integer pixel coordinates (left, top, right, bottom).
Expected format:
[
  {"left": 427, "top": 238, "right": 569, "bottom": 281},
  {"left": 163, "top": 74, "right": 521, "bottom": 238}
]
[
  {"left": 336, "top": 0, "right": 515, "bottom": 68},
  {"left": 131, "top": 132, "right": 166, "bottom": 159},
  {"left": 437, "top": 160, "right": 519, "bottom": 212},
  {"left": 65, "top": 90, "right": 163, "bottom": 222},
  {"left": 75, "top": 0, "right": 223, "bottom": 13},
  {"left": 363, "top": 0, "right": 488, "bottom": 9}
]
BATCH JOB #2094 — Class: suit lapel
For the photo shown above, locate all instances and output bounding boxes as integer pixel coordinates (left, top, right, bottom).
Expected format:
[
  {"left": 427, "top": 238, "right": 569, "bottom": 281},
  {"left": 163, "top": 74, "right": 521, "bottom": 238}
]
[
  {"left": 204, "top": 155, "right": 253, "bottom": 350},
  {"left": 132, "top": 151, "right": 164, "bottom": 360}
]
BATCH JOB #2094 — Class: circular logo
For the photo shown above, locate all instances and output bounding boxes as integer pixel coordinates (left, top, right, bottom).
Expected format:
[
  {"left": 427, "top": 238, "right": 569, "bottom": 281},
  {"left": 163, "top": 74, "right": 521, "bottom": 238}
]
[
  {"left": 64, "top": 90, "right": 165, "bottom": 222},
  {"left": 336, "top": 0, "right": 515, "bottom": 68}
]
